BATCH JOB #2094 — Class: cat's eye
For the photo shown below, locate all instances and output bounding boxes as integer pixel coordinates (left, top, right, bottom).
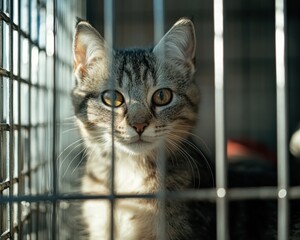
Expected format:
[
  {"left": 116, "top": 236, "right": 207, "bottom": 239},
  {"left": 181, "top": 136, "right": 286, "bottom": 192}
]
[
  {"left": 102, "top": 90, "right": 124, "bottom": 107},
  {"left": 152, "top": 88, "right": 173, "bottom": 106}
]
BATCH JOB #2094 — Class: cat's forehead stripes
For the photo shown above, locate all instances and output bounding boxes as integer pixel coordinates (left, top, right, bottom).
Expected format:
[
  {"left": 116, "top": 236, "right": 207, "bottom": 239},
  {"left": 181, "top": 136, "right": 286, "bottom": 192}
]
[{"left": 115, "top": 49, "right": 157, "bottom": 90}]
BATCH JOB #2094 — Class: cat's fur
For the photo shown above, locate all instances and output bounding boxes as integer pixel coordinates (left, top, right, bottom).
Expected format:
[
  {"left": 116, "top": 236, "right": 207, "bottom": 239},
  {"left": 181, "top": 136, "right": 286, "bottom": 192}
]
[{"left": 72, "top": 18, "right": 215, "bottom": 240}]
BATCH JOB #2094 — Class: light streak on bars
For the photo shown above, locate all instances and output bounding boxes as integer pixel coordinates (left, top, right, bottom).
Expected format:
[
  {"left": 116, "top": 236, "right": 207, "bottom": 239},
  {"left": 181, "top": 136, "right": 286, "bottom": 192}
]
[
  {"left": 104, "top": 0, "right": 115, "bottom": 239},
  {"left": 275, "top": 0, "right": 289, "bottom": 239},
  {"left": 213, "top": 0, "right": 228, "bottom": 240},
  {"left": 153, "top": 0, "right": 167, "bottom": 239}
]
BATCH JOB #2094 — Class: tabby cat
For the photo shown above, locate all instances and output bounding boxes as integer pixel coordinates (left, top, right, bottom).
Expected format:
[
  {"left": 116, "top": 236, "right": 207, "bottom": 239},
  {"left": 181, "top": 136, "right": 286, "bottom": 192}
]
[{"left": 72, "top": 18, "right": 215, "bottom": 240}]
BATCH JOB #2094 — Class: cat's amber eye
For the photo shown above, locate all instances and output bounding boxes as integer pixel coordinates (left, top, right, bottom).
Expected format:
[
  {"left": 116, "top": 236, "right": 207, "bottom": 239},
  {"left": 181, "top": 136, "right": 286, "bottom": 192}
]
[
  {"left": 102, "top": 90, "right": 124, "bottom": 107},
  {"left": 152, "top": 88, "right": 173, "bottom": 106}
]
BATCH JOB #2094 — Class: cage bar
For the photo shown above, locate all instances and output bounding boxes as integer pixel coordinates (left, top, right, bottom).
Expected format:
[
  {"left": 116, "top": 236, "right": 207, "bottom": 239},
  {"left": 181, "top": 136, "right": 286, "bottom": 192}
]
[
  {"left": 153, "top": 0, "right": 165, "bottom": 44},
  {"left": 52, "top": 0, "right": 58, "bottom": 239},
  {"left": 153, "top": 0, "right": 167, "bottom": 239},
  {"left": 0, "top": 0, "right": 298, "bottom": 239},
  {"left": 8, "top": 1, "right": 15, "bottom": 238},
  {"left": 103, "top": 0, "right": 116, "bottom": 239},
  {"left": 213, "top": 0, "right": 228, "bottom": 239},
  {"left": 1, "top": 185, "right": 300, "bottom": 204},
  {"left": 17, "top": 0, "right": 23, "bottom": 239},
  {"left": 275, "top": 0, "right": 289, "bottom": 239},
  {"left": 27, "top": 0, "right": 33, "bottom": 238},
  {"left": 0, "top": 0, "right": 4, "bottom": 235}
]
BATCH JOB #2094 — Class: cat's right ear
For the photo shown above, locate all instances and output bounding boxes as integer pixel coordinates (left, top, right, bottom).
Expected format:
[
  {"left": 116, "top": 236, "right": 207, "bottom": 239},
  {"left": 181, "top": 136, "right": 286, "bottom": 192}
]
[
  {"left": 153, "top": 18, "right": 196, "bottom": 67},
  {"left": 73, "top": 21, "right": 111, "bottom": 79}
]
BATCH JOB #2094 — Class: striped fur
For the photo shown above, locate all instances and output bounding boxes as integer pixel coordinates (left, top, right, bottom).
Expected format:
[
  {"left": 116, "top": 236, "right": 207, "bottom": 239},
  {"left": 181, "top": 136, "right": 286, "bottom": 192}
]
[{"left": 72, "top": 18, "right": 214, "bottom": 240}]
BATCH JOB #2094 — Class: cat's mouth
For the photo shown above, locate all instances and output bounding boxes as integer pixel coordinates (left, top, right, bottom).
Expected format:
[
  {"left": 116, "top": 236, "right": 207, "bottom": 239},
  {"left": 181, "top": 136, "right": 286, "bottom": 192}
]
[
  {"left": 115, "top": 136, "right": 156, "bottom": 154},
  {"left": 126, "top": 138, "right": 152, "bottom": 146}
]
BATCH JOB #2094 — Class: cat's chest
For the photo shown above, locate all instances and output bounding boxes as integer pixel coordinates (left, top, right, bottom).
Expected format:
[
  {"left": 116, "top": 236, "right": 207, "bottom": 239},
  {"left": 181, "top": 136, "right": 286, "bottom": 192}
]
[
  {"left": 85, "top": 150, "right": 157, "bottom": 194},
  {"left": 115, "top": 155, "right": 157, "bottom": 194},
  {"left": 114, "top": 156, "right": 153, "bottom": 194}
]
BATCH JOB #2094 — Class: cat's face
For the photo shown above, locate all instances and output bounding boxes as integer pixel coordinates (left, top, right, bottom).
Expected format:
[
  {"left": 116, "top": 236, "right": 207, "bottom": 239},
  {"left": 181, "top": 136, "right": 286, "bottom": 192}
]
[{"left": 72, "top": 19, "right": 199, "bottom": 156}]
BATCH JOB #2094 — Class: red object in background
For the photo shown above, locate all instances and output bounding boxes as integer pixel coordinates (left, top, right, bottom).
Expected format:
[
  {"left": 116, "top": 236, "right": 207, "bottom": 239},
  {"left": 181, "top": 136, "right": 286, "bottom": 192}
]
[{"left": 227, "top": 139, "right": 277, "bottom": 164}]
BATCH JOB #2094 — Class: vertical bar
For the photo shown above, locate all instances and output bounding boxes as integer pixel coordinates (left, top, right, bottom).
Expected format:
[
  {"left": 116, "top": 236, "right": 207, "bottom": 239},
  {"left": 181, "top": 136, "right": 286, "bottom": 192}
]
[
  {"left": 104, "top": 0, "right": 115, "bottom": 239},
  {"left": 0, "top": 0, "right": 4, "bottom": 236},
  {"left": 275, "top": 0, "right": 289, "bottom": 239},
  {"left": 17, "top": 0, "right": 23, "bottom": 238},
  {"left": 0, "top": 0, "right": 2, "bottom": 135},
  {"left": 52, "top": 0, "right": 58, "bottom": 239},
  {"left": 214, "top": 0, "right": 228, "bottom": 240},
  {"left": 104, "top": 0, "right": 114, "bottom": 49},
  {"left": 9, "top": 0, "right": 15, "bottom": 238},
  {"left": 0, "top": 1, "right": 3, "bottom": 122},
  {"left": 153, "top": 1, "right": 166, "bottom": 239},
  {"left": 153, "top": 0, "right": 164, "bottom": 44},
  {"left": 36, "top": 4, "right": 41, "bottom": 239},
  {"left": 28, "top": 0, "right": 33, "bottom": 238}
]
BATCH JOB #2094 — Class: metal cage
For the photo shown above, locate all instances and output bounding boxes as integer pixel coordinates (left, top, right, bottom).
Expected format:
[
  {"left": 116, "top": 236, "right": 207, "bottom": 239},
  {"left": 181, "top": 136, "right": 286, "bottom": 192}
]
[{"left": 1, "top": 0, "right": 300, "bottom": 239}]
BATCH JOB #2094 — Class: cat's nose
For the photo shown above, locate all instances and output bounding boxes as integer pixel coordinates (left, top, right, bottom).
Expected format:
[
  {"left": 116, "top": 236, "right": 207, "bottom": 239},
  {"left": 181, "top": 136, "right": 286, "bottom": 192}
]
[{"left": 131, "top": 123, "right": 148, "bottom": 135}]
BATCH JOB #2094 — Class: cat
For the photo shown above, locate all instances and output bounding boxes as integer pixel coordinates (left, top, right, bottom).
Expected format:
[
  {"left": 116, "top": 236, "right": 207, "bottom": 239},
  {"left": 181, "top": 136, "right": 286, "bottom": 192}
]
[
  {"left": 71, "top": 17, "right": 300, "bottom": 240},
  {"left": 72, "top": 18, "right": 215, "bottom": 240}
]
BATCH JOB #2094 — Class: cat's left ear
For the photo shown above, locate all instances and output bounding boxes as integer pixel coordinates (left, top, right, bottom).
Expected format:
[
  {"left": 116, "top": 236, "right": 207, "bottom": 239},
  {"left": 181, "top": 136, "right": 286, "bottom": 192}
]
[
  {"left": 73, "top": 20, "right": 112, "bottom": 80},
  {"left": 153, "top": 18, "right": 196, "bottom": 65}
]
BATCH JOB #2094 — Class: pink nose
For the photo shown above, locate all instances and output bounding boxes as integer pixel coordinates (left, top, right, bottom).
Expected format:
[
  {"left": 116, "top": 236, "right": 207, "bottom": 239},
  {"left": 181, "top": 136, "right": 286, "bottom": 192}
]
[{"left": 131, "top": 123, "right": 148, "bottom": 135}]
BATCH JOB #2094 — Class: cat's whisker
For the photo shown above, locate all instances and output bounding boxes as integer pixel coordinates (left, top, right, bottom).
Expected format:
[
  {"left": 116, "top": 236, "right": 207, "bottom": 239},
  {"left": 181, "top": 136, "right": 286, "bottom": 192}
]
[
  {"left": 166, "top": 137, "right": 201, "bottom": 188},
  {"left": 61, "top": 127, "right": 79, "bottom": 135},
  {"left": 57, "top": 138, "right": 83, "bottom": 162},
  {"left": 62, "top": 115, "right": 78, "bottom": 121},
  {"left": 165, "top": 143, "right": 180, "bottom": 168},
  {"left": 56, "top": 122, "right": 75, "bottom": 126},
  {"left": 62, "top": 147, "right": 87, "bottom": 179},
  {"left": 167, "top": 132, "right": 215, "bottom": 187},
  {"left": 59, "top": 141, "right": 85, "bottom": 171},
  {"left": 87, "top": 133, "right": 108, "bottom": 143},
  {"left": 171, "top": 126, "right": 212, "bottom": 156},
  {"left": 71, "top": 147, "right": 89, "bottom": 175}
]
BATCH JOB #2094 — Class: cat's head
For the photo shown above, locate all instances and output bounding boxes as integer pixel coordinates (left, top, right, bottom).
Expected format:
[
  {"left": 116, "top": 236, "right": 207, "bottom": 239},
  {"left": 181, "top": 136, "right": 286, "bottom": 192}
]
[{"left": 72, "top": 18, "right": 199, "bottom": 156}]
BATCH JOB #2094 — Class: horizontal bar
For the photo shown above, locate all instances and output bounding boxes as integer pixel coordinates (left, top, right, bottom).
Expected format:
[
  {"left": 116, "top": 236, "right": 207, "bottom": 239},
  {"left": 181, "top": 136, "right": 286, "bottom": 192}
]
[
  {"left": 1, "top": 187, "right": 300, "bottom": 203},
  {"left": 0, "top": 123, "right": 10, "bottom": 131},
  {"left": 0, "top": 178, "right": 18, "bottom": 191},
  {"left": 0, "top": 211, "right": 31, "bottom": 239},
  {"left": 0, "top": 160, "right": 48, "bottom": 191},
  {"left": 0, "top": 67, "right": 49, "bottom": 90},
  {"left": 0, "top": 230, "right": 10, "bottom": 240},
  {"left": 0, "top": 123, "right": 50, "bottom": 131},
  {"left": 21, "top": 160, "right": 49, "bottom": 177},
  {"left": 0, "top": 11, "right": 46, "bottom": 51}
]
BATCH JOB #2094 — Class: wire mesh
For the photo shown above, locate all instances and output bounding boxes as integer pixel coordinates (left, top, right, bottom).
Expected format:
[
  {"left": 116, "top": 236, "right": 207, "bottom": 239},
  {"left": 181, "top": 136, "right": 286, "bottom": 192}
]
[{"left": 0, "top": 0, "right": 85, "bottom": 239}]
